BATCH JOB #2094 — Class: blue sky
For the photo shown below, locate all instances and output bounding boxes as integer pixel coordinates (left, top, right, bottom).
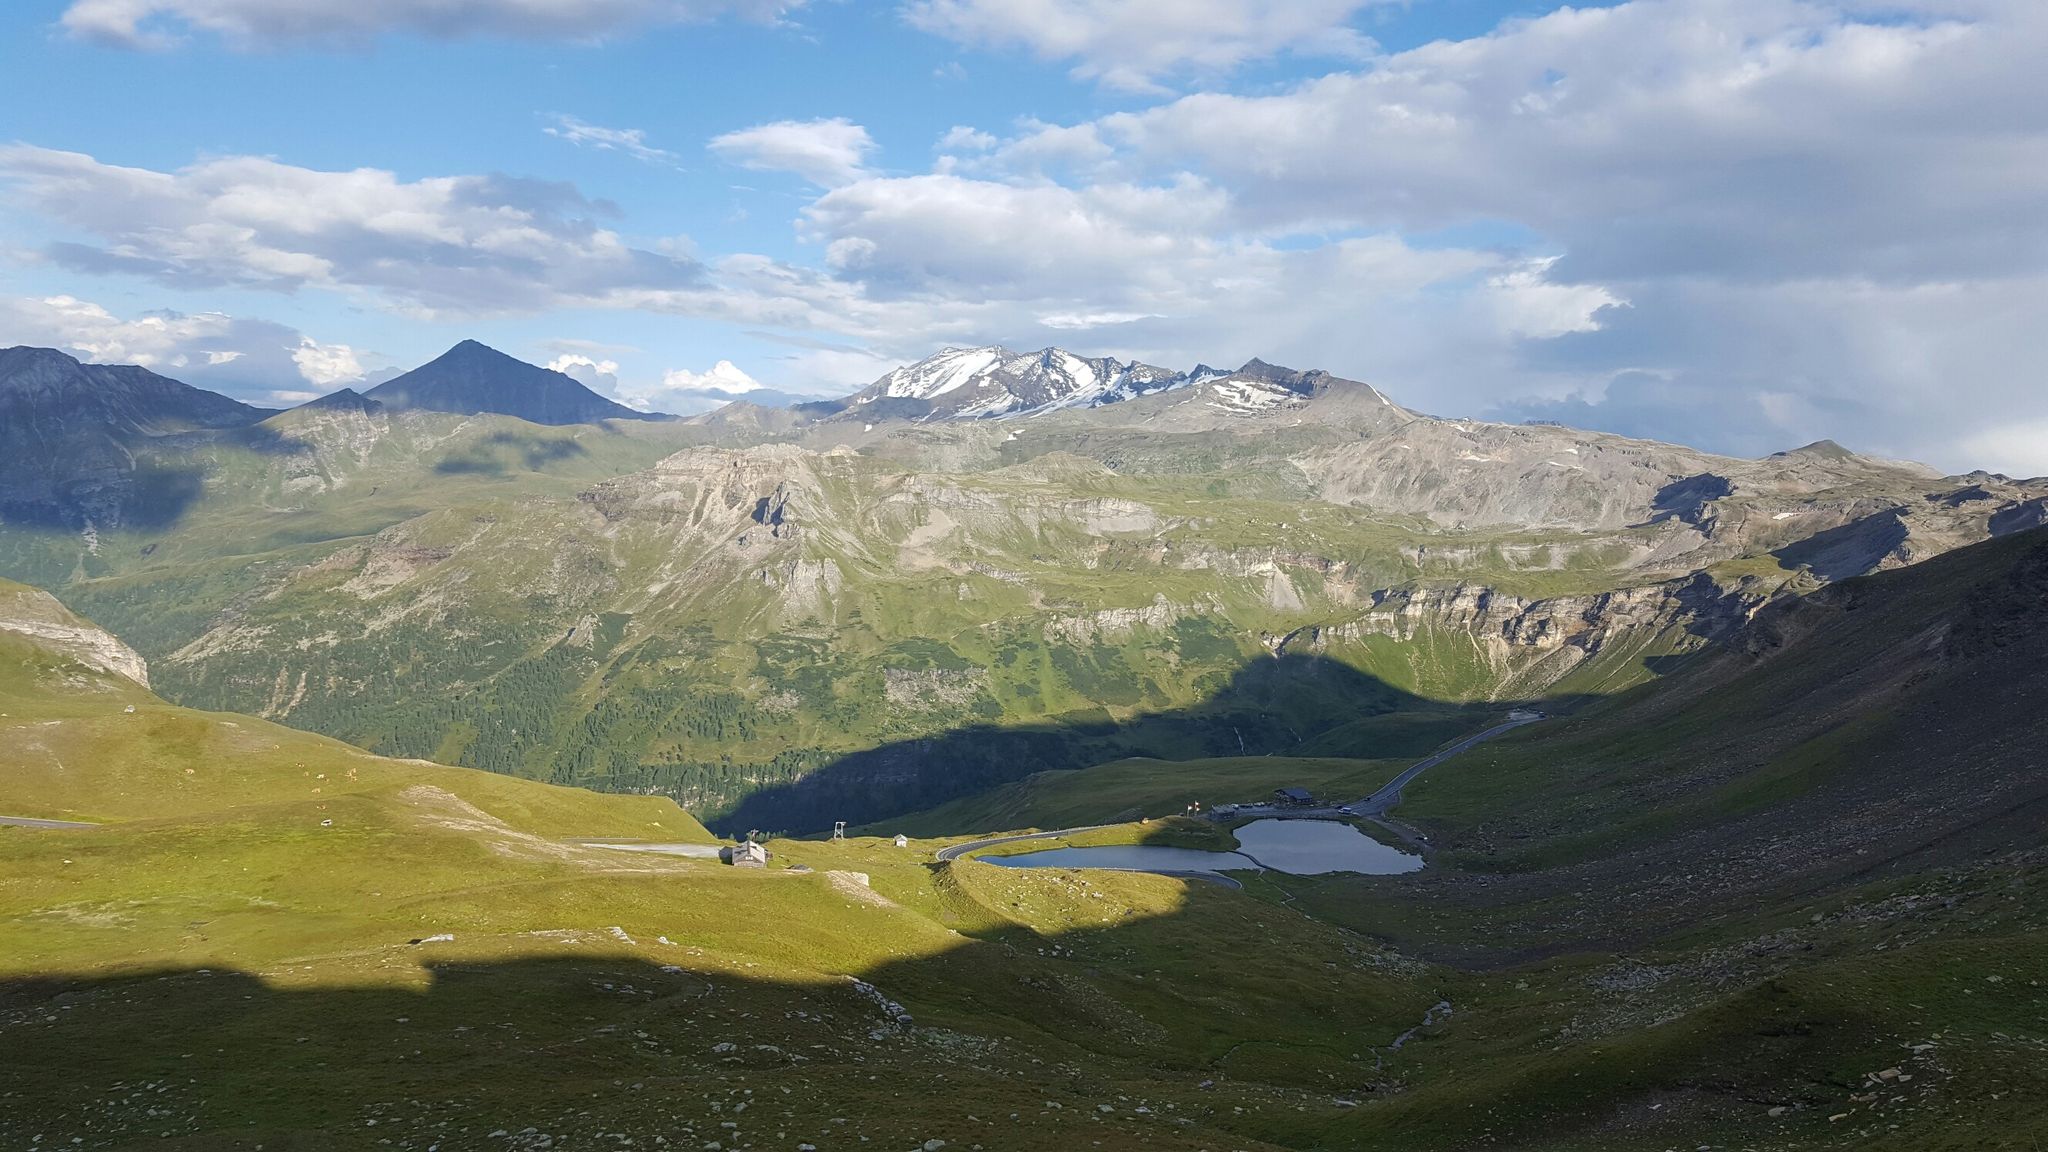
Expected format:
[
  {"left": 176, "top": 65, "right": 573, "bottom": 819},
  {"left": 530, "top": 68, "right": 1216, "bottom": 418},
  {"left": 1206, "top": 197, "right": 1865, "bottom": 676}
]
[{"left": 2, "top": 0, "right": 2045, "bottom": 474}]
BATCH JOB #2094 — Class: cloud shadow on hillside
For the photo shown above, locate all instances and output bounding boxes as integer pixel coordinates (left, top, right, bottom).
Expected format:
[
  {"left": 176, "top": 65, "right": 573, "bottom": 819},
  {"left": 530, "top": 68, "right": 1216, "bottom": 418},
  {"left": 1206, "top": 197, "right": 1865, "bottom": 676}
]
[{"left": 436, "top": 431, "right": 593, "bottom": 475}]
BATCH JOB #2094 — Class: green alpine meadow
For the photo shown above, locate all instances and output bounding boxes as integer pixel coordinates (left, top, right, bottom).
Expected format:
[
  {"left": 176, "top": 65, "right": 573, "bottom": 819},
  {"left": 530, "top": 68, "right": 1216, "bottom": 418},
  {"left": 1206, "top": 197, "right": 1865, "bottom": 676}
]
[
  {"left": 3, "top": 336, "right": 2044, "bottom": 1149},
  {"left": 4, "top": 1, "right": 2047, "bottom": 1146}
]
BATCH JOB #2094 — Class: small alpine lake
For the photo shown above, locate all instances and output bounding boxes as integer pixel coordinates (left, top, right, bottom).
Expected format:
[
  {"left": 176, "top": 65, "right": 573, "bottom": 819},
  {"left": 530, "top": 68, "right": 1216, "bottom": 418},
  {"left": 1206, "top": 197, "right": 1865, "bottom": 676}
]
[{"left": 981, "top": 818, "right": 1422, "bottom": 877}]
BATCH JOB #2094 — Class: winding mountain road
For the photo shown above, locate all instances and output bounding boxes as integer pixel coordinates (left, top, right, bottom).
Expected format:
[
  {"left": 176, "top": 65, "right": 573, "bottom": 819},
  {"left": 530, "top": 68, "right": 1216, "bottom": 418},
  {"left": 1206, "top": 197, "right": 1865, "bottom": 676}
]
[
  {"left": 934, "top": 824, "right": 1121, "bottom": 863},
  {"left": 1348, "top": 713, "right": 1545, "bottom": 816},
  {"left": 930, "top": 711, "right": 1545, "bottom": 876}
]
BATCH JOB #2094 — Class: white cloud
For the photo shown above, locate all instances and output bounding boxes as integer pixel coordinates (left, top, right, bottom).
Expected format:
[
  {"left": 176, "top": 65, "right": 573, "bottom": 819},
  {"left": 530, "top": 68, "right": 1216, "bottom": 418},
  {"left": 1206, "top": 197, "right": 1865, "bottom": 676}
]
[
  {"left": 1084, "top": 0, "right": 2048, "bottom": 283},
  {"left": 291, "top": 338, "right": 365, "bottom": 386},
  {"left": 0, "top": 145, "right": 705, "bottom": 315},
  {"left": 660, "top": 359, "right": 763, "bottom": 393},
  {"left": 545, "top": 352, "right": 622, "bottom": 395},
  {"left": 0, "top": 294, "right": 233, "bottom": 368},
  {"left": 0, "top": 293, "right": 370, "bottom": 403},
  {"left": 901, "top": 0, "right": 1378, "bottom": 91},
  {"left": 937, "top": 125, "right": 996, "bottom": 152},
  {"left": 60, "top": 0, "right": 802, "bottom": 49},
  {"left": 543, "top": 114, "right": 679, "bottom": 167},
  {"left": 708, "top": 118, "right": 876, "bottom": 187},
  {"left": 1037, "top": 310, "right": 1156, "bottom": 330},
  {"left": 617, "top": 359, "right": 797, "bottom": 414},
  {"left": 869, "top": 0, "right": 2048, "bottom": 471}
]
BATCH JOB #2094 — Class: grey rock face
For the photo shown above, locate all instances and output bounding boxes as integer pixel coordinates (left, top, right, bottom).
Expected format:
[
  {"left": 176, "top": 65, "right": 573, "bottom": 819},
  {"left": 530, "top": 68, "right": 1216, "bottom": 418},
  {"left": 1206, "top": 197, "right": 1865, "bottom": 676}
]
[{"left": 0, "top": 579, "right": 150, "bottom": 687}]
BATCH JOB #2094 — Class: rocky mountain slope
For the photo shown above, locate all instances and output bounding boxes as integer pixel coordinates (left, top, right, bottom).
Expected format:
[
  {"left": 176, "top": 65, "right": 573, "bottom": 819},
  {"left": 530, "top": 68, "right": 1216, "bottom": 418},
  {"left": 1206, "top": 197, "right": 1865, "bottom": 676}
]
[{"left": 0, "top": 576, "right": 148, "bottom": 687}]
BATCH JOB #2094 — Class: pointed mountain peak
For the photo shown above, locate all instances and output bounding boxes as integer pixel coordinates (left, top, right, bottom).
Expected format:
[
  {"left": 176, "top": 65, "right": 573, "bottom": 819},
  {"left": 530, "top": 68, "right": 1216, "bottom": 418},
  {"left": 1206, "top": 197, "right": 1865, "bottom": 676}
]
[
  {"left": 441, "top": 338, "right": 510, "bottom": 360},
  {"left": 364, "top": 341, "right": 668, "bottom": 426},
  {"left": 1779, "top": 438, "right": 1855, "bottom": 460},
  {"left": 291, "top": 387, "right": 383, "bottom": 415},
  {"left": 1771, "top": 439, "right": 1864, "bottom": 464}
]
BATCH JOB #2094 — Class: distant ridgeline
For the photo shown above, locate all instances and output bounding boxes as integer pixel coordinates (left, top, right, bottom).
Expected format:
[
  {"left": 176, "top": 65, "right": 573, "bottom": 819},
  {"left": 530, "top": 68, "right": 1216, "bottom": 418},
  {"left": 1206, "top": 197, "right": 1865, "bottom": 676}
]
[{"left": 2, "top": 341, "right": 2044, "bottom": 832}]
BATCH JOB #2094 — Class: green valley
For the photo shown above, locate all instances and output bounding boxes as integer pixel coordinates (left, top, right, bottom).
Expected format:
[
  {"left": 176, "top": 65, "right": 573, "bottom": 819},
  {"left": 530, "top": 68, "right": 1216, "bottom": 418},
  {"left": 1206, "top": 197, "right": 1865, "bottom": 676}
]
[{"left": 5, "top": 345, "right": 2041, "bottom": 835}]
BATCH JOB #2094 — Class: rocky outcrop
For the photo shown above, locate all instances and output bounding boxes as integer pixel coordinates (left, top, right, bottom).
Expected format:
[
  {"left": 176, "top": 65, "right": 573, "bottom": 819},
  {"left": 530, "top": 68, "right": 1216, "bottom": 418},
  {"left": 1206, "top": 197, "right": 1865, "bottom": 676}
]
[
  {"left": 1274, "top": 573, "right": 1769, "bottom": 698},
  {"left": 0, "top": 579, "right": 150, "bottom": 687},
  {"left": 1043, "top": 594, "right": 1210, "bottom": 644}
]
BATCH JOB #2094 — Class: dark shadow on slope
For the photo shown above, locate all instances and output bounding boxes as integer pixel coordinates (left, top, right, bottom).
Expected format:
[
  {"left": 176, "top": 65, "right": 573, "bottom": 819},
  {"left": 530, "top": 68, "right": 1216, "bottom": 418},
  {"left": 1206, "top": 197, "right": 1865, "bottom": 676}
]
[
  {"left": 0, "top": 423, "right": 317, "bottom": 531},
  {"left": 1641, "top": 472, "right": 1733, "bottom": 527},
  {"left": 1771, "top": 508, "right": 1909, "bottom": 580},
  {"left": 715, "top": 653, "right": 1589, "bottom": 837},
  {"left": 435, "top": 431, "right": 593, "bottom": 475},
  {"left": 0, "top": 460, "right": 210, "bottom": 532},
  {"left": 220, "top": 421, "right": 317, "bottom": 457}
]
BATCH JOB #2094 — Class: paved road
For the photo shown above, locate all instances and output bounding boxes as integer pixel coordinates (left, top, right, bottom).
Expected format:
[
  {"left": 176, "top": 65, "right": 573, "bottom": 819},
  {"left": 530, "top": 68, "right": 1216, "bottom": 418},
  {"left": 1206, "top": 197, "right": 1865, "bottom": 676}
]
[
  {"left": 1218, "top": 713, "right": 1546, "bottom": 823},
  {"left": 933, "top": 712, "right": 1545, "bottom": 874},
  {"left": 576, "top": 841, "right": 724, "bottom": 859},
  {"left": 934, "top": 824, "right": 1121, "bottom": 863},
  {"left": 1350, "top": 714, "right": 1545, "bottom": 816},
  {"left": 933, "top": 824, "right": 1245, "bottom": 887},
  {"left": 0, "top": 815, "right": 101, "bottom": 830}
]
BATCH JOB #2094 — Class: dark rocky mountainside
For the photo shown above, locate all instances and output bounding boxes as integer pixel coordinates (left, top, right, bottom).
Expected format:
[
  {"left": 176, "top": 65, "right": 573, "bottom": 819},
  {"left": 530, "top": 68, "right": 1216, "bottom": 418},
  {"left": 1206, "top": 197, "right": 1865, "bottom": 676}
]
[
  {"left": 364, "top": 340, "right": 668, "bottom": 425},
  {"left": 1385, "top": 524, "right": 2048, "bottom": 958},
  {"left": 0, "top": 346, "right": 271, "bottom": 528}
]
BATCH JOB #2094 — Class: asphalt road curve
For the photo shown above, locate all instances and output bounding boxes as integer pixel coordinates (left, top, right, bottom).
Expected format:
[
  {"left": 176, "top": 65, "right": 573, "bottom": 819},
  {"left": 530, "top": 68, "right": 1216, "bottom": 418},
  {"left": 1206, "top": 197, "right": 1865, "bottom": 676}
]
[{"left": 0, "top": 815, "right": 101, "bottom": 829}]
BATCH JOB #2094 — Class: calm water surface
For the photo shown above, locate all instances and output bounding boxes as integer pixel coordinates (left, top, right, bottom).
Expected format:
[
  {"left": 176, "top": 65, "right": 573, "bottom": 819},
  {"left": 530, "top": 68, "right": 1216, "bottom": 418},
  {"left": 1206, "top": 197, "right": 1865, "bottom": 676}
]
[{"left": 983, "top": 819, "right": 1421, "bottom": 877}]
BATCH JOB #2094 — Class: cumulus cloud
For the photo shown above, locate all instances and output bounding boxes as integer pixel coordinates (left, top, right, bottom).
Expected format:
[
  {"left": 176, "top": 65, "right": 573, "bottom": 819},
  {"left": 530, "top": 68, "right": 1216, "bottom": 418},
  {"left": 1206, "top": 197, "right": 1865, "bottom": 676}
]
[
  {"left": 0, "top": 293, "right": 369, "bottom": 404},
  {"left": 708, "top": 118, "right": 876, "bottom": 187},
  {"left": 0, "top": 145, "right": 705, "bottom": 315},
  {"left": 660, "top": 359, "right": 763, "bottom": 394},
  {"left": 1081, "top": 0, "right": 2048, "bottom": 283},
  {"left": 60, "top": 0, "right": 801, "bottom": 49},
  {"left": 616, "top": 359, "right": 839, "bottom": 415},
  {"left": 937, "top": 126, "right": 996, "bottom": 152},
  {"left": 544, "top": 352, "right": 623, "bottom": 397},
  {"left": 291, "top": 338, "right": 366, "bottom": 386},
  {"left": 901, "top": 0, "right": 1378, "bottom": 91},
  {"left": 543, "top": 114, "right": 679, "bottom": 167}
]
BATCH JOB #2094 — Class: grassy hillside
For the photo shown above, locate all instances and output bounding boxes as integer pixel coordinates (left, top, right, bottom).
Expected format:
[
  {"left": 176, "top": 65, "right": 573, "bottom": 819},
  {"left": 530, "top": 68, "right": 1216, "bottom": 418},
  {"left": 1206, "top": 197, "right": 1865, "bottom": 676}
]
[
  {"left": 1227, "top": 527, "right": 2048, "bottom": 966},
  {"left": 0, "top": 628, "right": 707, "bottom": 840},
  {"left": 4, "top": 567, "right": 2046, "bottom": 1148}
]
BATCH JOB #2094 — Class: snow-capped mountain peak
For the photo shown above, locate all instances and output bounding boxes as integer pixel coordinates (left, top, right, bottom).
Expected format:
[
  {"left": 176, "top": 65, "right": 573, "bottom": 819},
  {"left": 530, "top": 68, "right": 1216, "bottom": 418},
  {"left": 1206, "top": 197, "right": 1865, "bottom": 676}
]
[{"left": 847, "top": 346, "right": 1188, "bottom": 419}]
